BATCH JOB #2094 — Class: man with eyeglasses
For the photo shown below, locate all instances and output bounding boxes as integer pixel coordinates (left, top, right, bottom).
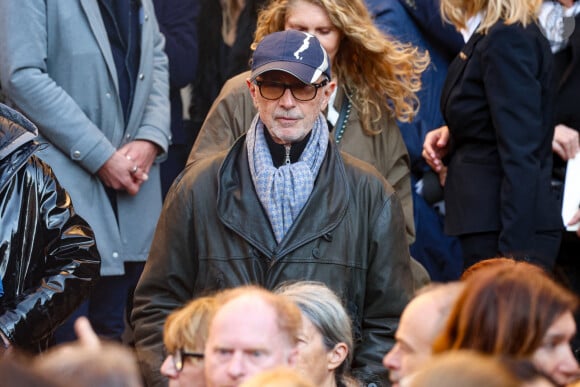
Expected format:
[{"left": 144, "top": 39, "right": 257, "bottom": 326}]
[
  {"left": 132, "top": 30, "right": 413, "bottom": 387},
  {"left": 160, "top": 295, "right": 217, "bottom": 386}
]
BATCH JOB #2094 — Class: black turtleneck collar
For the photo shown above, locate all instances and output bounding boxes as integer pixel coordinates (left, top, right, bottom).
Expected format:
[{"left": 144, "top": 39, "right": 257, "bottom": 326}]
[{"left": 264, "top": 128, "right": 312, "bottom": 168}]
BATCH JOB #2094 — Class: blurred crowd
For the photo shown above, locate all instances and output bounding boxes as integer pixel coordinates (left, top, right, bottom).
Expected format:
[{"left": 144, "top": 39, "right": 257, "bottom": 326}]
[{"left": 0, "top": 0, "right": 580, "bottom": 386}]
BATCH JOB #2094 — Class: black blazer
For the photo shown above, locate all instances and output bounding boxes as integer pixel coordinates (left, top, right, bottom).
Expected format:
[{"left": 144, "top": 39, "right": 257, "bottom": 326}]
[
  {"left": 441, "top": 21, "right": 563, "bottom": 256},
  {"left": 553, "top": 14, "right": 580, "bottom": 177}
]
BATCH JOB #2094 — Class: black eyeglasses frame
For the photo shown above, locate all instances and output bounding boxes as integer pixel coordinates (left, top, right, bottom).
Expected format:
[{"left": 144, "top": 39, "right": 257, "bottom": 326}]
[{"left": 173, "top": 349, "right": 204, "bottom": 372}]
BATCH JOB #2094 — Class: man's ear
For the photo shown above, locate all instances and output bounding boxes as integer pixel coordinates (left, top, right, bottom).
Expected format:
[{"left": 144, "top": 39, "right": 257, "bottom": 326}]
[
  {"left": 320, "top": 80, "right": 337, "bottom": 111},
  {"left": 327, "top": 342, "right": 348, "bottom": 372},
  {"left": 246, "top": 78, "right": 260, "bottom": 109}
]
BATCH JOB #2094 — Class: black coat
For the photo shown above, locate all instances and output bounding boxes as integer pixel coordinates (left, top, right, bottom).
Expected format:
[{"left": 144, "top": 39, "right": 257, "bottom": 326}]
[
  {"left": 441, "top": 21, "right": 562, "bottom": 262},
  {"left": 553, "top": 14, "right": 580, "bottom": 177},
  {"left": 0, "top": 106, "right": 100, "bottom": 352},
  {"left": 132, "top": 133, "right": 414, "bottom": 386}
]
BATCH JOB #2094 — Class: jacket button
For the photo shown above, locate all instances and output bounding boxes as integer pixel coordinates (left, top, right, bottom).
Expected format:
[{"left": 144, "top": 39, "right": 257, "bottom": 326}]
[
  {"left": 112, "top": 252, "right": 119, "bottom": 258},
  {"left": 138, "top": 73, "right": 145, "bottom": 81},
  {"left": 72, "top": 150, "right": 81, "bottom": 159},
  {"left": 312, "top": 248, "right": 320, "bottom": 259}
]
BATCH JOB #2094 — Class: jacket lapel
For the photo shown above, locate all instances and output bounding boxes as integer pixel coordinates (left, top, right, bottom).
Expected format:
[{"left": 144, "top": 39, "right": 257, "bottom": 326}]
[
  {"left": 440, "top": 32, "right": 484, "bottom": 114},
  {"left": 79, "top": 0, "right": 119, "bottom": 93}
]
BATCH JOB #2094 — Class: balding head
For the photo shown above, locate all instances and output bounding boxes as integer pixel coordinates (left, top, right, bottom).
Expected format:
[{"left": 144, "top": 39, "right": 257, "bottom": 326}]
[{"left": 383, "top": 282, "right": 464, "bottom": 387}]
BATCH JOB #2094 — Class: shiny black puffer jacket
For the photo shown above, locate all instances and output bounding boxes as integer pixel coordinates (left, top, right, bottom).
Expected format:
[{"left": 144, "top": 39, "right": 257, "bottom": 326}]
[{"left": 0, "top": 105, "right": 100, "bottom": 352}]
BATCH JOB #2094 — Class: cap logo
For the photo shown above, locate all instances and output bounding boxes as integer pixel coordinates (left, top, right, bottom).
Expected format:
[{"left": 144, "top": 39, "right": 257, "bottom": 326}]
[{"left": 293, "top": 35, "right": 312, "bottom": 61}]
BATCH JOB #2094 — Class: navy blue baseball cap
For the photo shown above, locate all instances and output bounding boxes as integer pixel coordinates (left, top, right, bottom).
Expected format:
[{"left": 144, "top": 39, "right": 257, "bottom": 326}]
[{"left": 251, "top": 30, "right": 331, "bottom": 84}]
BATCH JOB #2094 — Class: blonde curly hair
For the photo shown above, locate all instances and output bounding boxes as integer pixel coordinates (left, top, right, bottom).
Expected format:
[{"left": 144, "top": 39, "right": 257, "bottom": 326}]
[
  {"left": 440, "top": 0, "right": 542, "bottom": 34},
  {"left": 253, "top": 0, "right": 429, "bottom": 135}
]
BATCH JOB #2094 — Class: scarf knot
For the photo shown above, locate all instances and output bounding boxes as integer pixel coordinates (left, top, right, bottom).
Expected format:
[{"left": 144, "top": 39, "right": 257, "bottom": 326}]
[{"left": 247, "top": 114, "right": 329, "bottom": 243}]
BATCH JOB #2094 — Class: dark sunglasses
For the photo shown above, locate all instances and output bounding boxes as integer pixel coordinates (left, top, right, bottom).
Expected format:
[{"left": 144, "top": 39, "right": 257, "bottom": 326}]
[{"left": 254, "top": 79, "right": 328, "bottom": 101}]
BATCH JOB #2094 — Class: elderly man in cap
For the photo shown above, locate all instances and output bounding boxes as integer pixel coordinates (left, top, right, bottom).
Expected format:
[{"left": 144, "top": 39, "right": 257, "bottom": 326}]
[{"left": 132, "top": 30, "right": 414, "bottom": 387}]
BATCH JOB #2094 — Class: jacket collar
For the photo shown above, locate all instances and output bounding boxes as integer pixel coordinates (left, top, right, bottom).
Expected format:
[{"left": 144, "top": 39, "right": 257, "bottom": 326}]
[
  {"left": 217, "top": 134, "right": 349, "bottom": 258},
  {"left": 80, "top": 0, "right": 119, "bottom": 94},
  {"left": 0, "top": 105, "right": 37, "bottom": 161},
  {"left": 558, "top": 14, "right": 580, "bottom": 88}
]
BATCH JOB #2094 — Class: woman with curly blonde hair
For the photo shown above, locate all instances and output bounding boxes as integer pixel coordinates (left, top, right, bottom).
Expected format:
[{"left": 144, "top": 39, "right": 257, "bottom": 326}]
[
  {"left": 188, "top": 0, "right": 429, "bottom": 244},
  {"left": 422, "top": 0, "right": 563, "bottom": 269}
]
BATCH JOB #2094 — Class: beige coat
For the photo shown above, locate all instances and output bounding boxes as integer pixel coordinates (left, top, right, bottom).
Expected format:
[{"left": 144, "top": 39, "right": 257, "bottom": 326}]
[{"left": 188, "top": 71, "right": 415, "bottom": 242}]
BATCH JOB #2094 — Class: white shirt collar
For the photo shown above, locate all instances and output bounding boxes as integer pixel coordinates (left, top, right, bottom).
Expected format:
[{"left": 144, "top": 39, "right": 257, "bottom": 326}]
[{"left": 461, "top": 12, "right": 484, "bottom": 42}]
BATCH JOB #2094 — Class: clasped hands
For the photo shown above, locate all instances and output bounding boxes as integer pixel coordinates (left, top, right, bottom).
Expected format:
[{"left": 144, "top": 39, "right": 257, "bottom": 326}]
[{"left": 97, "top": 140, "right": 160, "bottom": 195}]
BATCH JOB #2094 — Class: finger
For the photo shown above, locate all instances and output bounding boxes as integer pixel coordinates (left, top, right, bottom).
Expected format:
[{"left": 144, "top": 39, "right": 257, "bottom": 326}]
[
  {"left": 132, "top": 170, "right": 149, "bottom": 183},
  {"left": 571, "top": 140, "right": 580, "bottom": 159},
  {"left": 553, "top": 141, "right": 566, "bottom": 160},
  {"left": 422, "top": 149, "right": 435, "bottom": 167},
  {"left": 74, "top": 316, "right": 101, "bottom": 350},
  {"left": 126, "top": 183, "right": 140, "bottom": 195},
  {"left": 422, "top": 144, "right": 437, "bottom": 161},
  {"left": 437, "top": 134, "right": 448, "bottom": 148},
  {"left": 424, "top": 158, "right": 441, "bottom": 173},
  {"left": 568, "top": 211, "right": 580, "bottom": 226},
  {"left": 439, "top": 172, "right": 447, "bottom": 187},
  {"left": 564, "top": 143, "right": 576, "bottom": 160}
]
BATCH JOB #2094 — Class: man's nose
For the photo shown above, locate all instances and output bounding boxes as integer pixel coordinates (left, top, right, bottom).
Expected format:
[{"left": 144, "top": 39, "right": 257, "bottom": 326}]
[
  {"left": 160, "top": 355, "right": 178, "bottom": 378},
  {"left": 383, "top": 344, "right": 402, "bottom": 371},
  {"left": 226, "top": 351, "right": 247, "bottom": 380},
  {"left": 278, "top": 87, "right": 297, "bottom": 107}
]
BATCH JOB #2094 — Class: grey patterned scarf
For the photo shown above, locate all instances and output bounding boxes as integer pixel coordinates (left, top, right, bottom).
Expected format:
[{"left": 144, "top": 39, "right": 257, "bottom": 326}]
[{"left": 247, "top": 113, "right": 329, "bottom": 243}]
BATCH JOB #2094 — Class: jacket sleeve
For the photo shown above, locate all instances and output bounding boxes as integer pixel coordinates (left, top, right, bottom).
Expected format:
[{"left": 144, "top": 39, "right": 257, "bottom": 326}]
[
  {"left": 187, "top": 73, "right": 256, "bottom": 164},
  {"left": 153, "top": 0, "right": 199, "bottom": 89},
  {"left": 381, "top": 117, "right": 415, "bottom": 244},
  {"left": 353, "top": 188, "right": 414, "bottom": 386},
  {"left": 0, "top": 157, "right": 100, "bottom": 349},
  {"left": 131, "top": 176, "right": 199, "bottom": 387},
  {"left": 480, "top": 25, "right": 553, "bottom": 257}
]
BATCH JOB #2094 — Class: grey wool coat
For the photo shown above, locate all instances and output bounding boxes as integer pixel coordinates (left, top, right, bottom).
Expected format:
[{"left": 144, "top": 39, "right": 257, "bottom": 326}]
[{"left": 0, "top": 0, "right": 171, "bottom": 275}]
